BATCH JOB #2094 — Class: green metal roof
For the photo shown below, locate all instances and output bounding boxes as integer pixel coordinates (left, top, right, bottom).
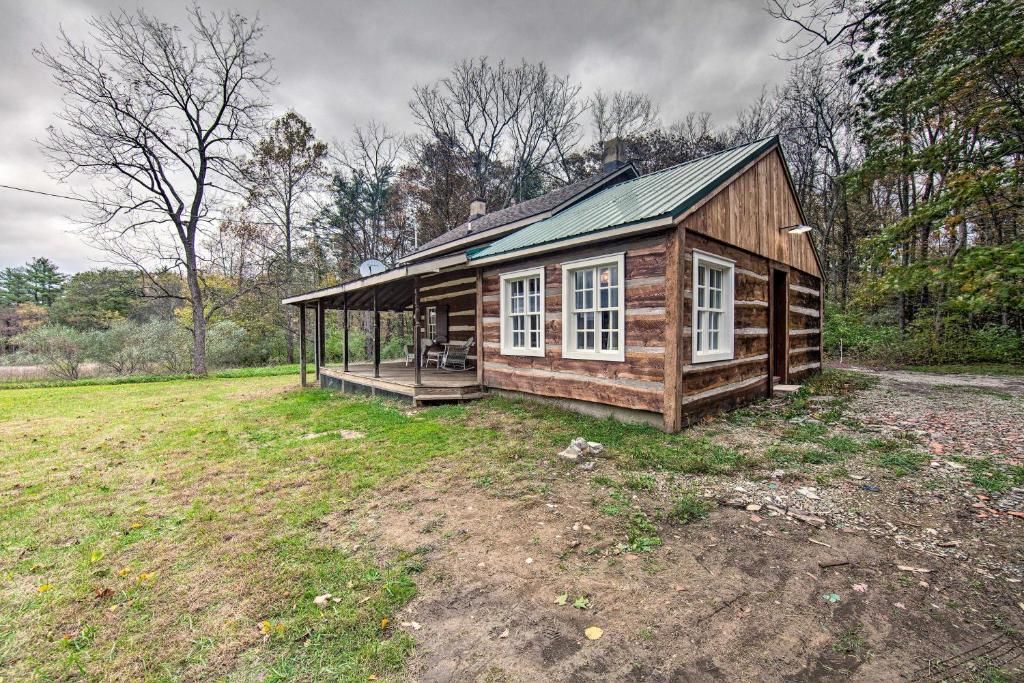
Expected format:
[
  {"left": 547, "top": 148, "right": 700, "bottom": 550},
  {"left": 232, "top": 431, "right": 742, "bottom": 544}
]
[{"left": 468, "top": 136, "right": 779, "bottom": 261}]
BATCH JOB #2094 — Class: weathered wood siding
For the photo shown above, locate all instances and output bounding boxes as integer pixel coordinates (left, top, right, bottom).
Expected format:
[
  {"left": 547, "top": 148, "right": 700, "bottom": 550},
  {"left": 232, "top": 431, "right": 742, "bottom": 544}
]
[
  {"left": 481, "top": 234, "right": 669, "bottom": 414},
  {"left": 788, "top": 268, "right": 823, "bottom": 381},
  {"left": 679, "top": 231, "right": 773, "bottom": 424},
  {"left": 679, "top": 148, "right": 821, "bottom": 278},
  {"left": 418, "top": 269, "right": 477, "bottom": 357}
]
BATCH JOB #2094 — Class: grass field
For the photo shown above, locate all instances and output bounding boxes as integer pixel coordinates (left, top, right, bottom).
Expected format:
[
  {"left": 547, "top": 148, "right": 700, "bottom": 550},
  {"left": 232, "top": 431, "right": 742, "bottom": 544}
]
[
  {"left": 0, "top": 373, "right": 701, "bottom": 681},
  {"left": 0, "top": 374, "right": 495, "bottom": 681}
]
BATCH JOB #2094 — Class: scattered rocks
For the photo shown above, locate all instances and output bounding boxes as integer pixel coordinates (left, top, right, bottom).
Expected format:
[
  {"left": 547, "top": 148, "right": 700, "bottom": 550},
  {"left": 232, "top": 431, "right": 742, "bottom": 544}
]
[{"left": 559, "top": 437, "right": 605, "bottom": 462}]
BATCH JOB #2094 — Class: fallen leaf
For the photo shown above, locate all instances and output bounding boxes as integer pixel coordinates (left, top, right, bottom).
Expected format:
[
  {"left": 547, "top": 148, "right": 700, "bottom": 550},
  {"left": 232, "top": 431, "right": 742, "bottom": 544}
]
[
  {"left": 897, "top": 565, "right": 933, "bottom": 574},
  {"left": 554, "top": 593, "right": 568, "bottom": 606},
  {"left": 584, "top": 626, "right": 603, "bottom": 640},
  {"left": 852, "top": 583, "right": 868, "bottom": 593},
  {"left": 314, "top": 593, "right": 332, "bottom": 606},
  {"left": 400, "top": 621, "right": 422, "bottom": 630},
  {"left": 573, "top": 596, "right": 590, "bottom": 610},
  {"left": 822, "top": 593, "right": 841, "bottom": 603},
  {"left": 37, "top": 583, "right": 53, "bottom": 594},
  {"left": 260, "top": 620, "right": 271, "bottom": 635},
  {"left": 380, "top": 617, "right": 389, "bottom": 630}
]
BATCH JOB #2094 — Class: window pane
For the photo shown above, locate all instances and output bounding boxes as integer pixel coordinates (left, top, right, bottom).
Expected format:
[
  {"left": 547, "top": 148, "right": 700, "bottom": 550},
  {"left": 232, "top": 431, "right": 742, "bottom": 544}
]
[{"left": 599, "top": 287, "right": 609, "bottom": 308}]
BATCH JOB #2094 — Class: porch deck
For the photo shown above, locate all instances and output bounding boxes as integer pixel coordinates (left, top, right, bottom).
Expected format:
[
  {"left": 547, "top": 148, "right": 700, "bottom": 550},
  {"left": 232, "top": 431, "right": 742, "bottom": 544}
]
[{"left": 319, "top": 362, "right": 485, "bottom": 403}]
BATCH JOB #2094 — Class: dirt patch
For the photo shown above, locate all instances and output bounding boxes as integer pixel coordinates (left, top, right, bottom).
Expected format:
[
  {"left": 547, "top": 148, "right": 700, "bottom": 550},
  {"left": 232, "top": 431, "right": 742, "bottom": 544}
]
[
  {"left": 326, "top": 474, "right": 1019, "bottom": 681},
  {"left": 314, "top": 368, "right": 1024, "bottom": 681}
]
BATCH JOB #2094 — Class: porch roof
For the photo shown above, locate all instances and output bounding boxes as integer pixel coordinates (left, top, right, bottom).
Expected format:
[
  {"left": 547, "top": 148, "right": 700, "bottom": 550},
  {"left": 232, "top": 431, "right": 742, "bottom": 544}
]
[{"left": 280, "top": 252, "right": 467, "bottom": 310}]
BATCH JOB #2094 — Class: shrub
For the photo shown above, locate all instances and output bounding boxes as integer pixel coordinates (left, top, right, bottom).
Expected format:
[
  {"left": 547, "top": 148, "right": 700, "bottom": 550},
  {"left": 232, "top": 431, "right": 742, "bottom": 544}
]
[
  {"left": 138, "top": 320, "right": 192, "bottom": 373},
  {"left": 15, "top": 324, "right": 89, "bottom": 380},
  {"left": 205, "top": 320, "right": 246, "bottom": 369},
  {"left": 91, "top": 320, "right": 149, "bottom": 375}
]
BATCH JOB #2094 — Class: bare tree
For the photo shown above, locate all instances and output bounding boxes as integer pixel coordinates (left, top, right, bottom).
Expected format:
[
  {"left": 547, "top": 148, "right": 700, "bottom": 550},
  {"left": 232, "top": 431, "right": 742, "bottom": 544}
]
[
  {"left": 35, "top": 5, "right": 273, "bottom": 374},
  {"left": 591, "top": 89, "right": 660, "bottom": 143},
  {"left": 410, "top": 58, "right": 586, "bottom": 208},
  {"left": 322, "top": 122, "right": 411, "bottom": 270}
]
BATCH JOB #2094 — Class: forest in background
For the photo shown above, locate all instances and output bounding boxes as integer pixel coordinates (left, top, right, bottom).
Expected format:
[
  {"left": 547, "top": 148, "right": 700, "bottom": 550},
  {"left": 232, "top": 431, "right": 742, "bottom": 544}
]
[{"left": 1, "top": 0, "right": 1021, "bottom": 379}]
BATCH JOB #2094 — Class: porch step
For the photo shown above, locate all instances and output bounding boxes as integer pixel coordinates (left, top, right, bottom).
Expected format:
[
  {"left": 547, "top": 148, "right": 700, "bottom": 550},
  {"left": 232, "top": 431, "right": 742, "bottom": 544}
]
[
  {"left": 414, "top": 391, "right": 488, "bottom": 403},
  {"left": 773, "top": 384, "right": 802, "bottom": 397}
]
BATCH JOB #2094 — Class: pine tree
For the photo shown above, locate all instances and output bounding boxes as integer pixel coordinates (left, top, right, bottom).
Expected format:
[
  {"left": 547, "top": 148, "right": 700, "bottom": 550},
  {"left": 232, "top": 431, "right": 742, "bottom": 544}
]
[{"left": 23, "top": 258, "right": 67, "bottom": 307}]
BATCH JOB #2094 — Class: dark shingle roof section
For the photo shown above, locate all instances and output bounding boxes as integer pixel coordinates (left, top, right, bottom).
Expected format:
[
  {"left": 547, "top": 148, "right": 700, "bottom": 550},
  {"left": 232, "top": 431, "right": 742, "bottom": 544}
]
[
  {"left": 469, "top": 137, "right": 779, "bottom": 261},
  {"left": 406, "top": 168, "right": 628, "bottom": 258}
]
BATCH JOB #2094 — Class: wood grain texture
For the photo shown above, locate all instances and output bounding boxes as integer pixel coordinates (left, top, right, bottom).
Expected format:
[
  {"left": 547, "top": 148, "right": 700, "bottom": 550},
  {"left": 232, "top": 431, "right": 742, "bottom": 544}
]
[
  {"left": 679, "top": 148, "right": 821, "bottom": 278},
  {"left": 479, "top": 233, "right": 670, "bottom": 414},
  {"left": 663, "top": 226, "right": 686, "bottom": 431}
]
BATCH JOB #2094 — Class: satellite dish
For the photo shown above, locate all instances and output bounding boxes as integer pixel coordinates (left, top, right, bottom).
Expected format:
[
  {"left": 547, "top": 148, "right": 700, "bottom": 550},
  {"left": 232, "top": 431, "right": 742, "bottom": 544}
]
[{"left": 358, "top": 259, "right": 387, "bottom": 277}]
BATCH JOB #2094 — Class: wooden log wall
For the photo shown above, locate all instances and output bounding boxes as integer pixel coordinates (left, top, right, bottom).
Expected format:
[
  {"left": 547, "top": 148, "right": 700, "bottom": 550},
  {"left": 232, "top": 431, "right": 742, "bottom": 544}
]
[
  {"left": 788, "top": 268, "right": 823, "bottom": 381},
  {"left": 480, "top": 234, "right": 669, "bottom": 414},
  {"left": 678, "top": 231, "right": 773, "bottom": 425},
  {"left": 417, "top": 269, "right": 478, "bottom": 359}
]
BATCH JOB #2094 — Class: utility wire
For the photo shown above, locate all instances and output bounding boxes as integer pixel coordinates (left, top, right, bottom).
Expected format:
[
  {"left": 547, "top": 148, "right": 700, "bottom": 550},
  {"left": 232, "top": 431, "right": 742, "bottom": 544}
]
[{"left": 0, "top": 181, "right": 325, "bottom": 231}]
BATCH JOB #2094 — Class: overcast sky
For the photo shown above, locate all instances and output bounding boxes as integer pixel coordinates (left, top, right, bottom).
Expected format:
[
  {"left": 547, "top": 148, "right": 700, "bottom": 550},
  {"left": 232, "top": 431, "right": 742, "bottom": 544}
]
[{"left": 0, "top": 0, "right": 793, "bottom": 273}]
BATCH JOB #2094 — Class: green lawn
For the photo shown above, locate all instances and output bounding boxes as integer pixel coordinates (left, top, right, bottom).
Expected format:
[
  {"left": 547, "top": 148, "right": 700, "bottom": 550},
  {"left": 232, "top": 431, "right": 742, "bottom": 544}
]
[
  {"left": 0, "top": 369, "right": 891, "bottom": 681},
  {"left": 0, "top": 375, "right": 513, "bottom": 681}
]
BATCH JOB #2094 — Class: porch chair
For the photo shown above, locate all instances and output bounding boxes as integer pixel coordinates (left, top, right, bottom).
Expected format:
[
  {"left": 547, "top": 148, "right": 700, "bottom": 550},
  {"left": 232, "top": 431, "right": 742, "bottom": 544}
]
[
  {"left": 405, "top": 339, "right": 432, "bottom": 367},
  {"left": 439, "top": 337, "right": 474, "bottom": 372}
]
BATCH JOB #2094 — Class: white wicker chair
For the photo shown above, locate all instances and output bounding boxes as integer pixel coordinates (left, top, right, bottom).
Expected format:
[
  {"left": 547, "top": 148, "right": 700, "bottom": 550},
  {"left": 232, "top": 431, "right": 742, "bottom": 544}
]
[{"left": 440, "top": 338, "right": 474, "bottom": 371}]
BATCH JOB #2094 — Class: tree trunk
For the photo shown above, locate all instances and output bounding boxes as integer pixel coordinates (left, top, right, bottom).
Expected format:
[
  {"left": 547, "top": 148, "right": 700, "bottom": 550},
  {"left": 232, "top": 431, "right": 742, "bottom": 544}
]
[{"left": 186, "top": 253, "right": 208, "bottom": 375}]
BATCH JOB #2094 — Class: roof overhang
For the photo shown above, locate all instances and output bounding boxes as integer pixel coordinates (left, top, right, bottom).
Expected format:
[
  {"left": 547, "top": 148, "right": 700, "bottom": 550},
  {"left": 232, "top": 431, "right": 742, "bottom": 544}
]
[{"left": 281, "top": 252, "right": 468, "bottom": 307}]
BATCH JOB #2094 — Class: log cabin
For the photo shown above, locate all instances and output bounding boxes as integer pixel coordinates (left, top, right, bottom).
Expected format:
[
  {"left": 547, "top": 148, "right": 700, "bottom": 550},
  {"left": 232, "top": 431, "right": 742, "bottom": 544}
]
[{"left": 282, "top": 135, "right": 823, "bottom": 431}]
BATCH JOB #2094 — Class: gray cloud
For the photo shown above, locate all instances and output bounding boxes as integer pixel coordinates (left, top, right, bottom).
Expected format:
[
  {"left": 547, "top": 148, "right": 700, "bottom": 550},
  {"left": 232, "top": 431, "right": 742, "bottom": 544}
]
[{"left": 0, "top": 0, "right": 793, "bottom": 272}]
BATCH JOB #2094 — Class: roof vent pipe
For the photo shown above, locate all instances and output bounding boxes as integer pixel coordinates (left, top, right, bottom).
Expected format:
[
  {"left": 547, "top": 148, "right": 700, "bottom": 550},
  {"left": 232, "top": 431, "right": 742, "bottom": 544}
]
[
  {"left": 602, "top": 138, "right": 626, "bottom": 173},
  {"left": 469, "top": 198, "right": 487, "bottom": 221}
]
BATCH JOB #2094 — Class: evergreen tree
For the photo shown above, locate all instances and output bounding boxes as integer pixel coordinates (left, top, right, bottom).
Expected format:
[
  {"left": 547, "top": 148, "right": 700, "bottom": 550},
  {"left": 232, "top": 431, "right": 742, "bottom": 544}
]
[{"left": 23, "top": 258, "right": 67, "bottom": 306}]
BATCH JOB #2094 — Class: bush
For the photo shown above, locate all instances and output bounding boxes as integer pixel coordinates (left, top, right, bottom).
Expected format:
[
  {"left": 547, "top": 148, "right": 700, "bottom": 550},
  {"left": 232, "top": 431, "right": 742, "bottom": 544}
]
[
  {"left": 138, "top": 320, "right": 192, "bottom": 373},
  {"left": 91, "top": 320, "right": 149, "bottom": 375},
  {"left": 823, "top": 307, "right": 1022, "bottom": 366},
  {"left": 15, "top": 324, "right": 89, "bottom": 379},
  {"left": 205, "top": 320, "right": 246, "bottom": 369}
]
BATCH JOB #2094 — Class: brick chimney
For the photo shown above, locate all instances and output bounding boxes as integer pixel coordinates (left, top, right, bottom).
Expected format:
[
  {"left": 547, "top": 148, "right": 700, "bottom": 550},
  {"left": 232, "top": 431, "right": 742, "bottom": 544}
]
[
  {"left": 602, "top": 138, "right": 626, "bottom": 173},
  {"left": 469, "top": 198, "right": 487, "bottom": 221}
]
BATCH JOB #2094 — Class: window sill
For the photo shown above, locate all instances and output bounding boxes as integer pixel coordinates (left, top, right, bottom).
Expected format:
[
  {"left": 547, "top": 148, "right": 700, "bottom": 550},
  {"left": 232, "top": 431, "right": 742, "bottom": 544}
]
[
  {"left": 691, "top": 351, "right": 734, "bottom": 364},
  {"left": 500, "top": 347, "right": 545, "bottom": 358},
  {"left": 562, "top": 349, "right": 625, "bottom": 362}
]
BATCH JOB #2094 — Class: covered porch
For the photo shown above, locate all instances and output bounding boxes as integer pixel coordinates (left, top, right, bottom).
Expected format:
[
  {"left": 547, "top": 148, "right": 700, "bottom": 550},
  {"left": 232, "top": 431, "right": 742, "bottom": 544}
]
[
  {"left": 284, "top": 256, "right": 484, "bottom": 404},
  {"left": 320, "top": 362, "right": 484, "bottom": 403}
]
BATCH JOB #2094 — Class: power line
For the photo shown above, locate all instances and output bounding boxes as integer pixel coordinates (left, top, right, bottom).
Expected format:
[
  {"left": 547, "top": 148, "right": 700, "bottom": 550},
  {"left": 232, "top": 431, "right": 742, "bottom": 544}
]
[{"left": 0, "top": 181, "right": 326, "bottom": 230}]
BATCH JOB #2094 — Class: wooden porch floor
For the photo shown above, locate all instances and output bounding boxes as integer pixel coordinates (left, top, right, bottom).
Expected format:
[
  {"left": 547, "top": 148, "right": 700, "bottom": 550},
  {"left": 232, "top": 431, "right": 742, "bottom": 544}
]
[{"left": 319, "top": 362, "right": 485, "bottom": 403}]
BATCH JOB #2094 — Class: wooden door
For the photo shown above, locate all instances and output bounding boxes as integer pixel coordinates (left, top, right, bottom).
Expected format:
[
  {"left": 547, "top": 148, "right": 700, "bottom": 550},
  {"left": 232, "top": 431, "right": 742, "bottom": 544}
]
[{"left": 771, "top": 268, "right": 789, "bottom": 385}]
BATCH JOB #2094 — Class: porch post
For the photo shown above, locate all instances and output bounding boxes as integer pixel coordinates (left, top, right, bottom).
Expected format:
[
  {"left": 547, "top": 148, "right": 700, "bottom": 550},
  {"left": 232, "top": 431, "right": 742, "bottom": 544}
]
[
  {"left": 373, "top": 286, "right": 381, "bottom": 378},
  {"left": 342, "top": 293, "right": 350, "bottom": 373},
  {"left": 298, "top": 304, "right": 307, "bottom": 387},
  {"left": 316, "top": 298, "right": 325, "bottom": 382},
  {"left": 413, "top": 276, "right": 421, "bottom": 386}
]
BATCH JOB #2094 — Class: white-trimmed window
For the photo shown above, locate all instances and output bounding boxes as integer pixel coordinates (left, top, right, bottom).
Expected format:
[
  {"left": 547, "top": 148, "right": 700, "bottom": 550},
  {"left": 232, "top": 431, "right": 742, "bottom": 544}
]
[
  {"left": 692, "top": 250, "right": 735, "bottom": 363},
  {"left": 561, "top": 253, "right": 625, "bottom": 362},
  {"left": 426, "top": 306, "right": 437, "bottom": 340},
  {"left": 499, "top": 267, "right": 545, "bottom": 356}
]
